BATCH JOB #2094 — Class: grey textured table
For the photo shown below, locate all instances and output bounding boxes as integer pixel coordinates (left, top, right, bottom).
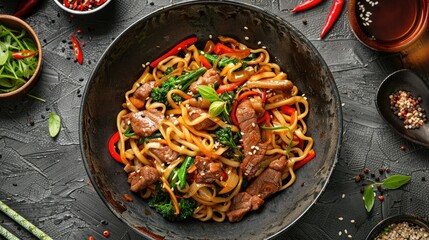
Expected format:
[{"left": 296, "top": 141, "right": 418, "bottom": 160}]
[{"left": 1, "top": 0, "right": 429, "bottom": 239}]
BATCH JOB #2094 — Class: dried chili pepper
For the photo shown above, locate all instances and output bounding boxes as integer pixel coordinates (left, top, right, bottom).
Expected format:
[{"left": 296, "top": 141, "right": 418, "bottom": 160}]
[
  {"left": 150, "top": 37, "right": 198, "bottom": 68},
  {"left": 108, "top": 131, "right": 123, "bottom": 164},
  {"left": 320, "top": 0, "right": 345, "bottom": 39},
  {"left": 291, "top": 0, "right": 323, "bottom": 13},
  {"left": 12, "top": 50, "right": 38, "bottom": 59},
  {"left": 70, "top": 34, "right": 83, "bottom": 65},
  {"left": 14, "top": 0, "right": 41, "bottom": 19}
]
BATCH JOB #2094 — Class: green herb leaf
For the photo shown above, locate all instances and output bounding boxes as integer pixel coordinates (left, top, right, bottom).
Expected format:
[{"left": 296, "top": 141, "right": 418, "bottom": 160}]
[
  {"left": 363, "top": 185, "right": 375, "bottom": 212},
  {"left": 208, "top": 101, "right": 225, "bottom": 117},
  {"left": 382, "top": 175, "right": 411, "bottom": 189},
  {"left": 197, "top": 85, "right": 220, "bottom": 103},
  {"left": 124, "top": 125, "right": 136, "bottom": 137},
  {"left": 48, "top": 112, "right": 61, "bottom": 138},
  {"left": 0, "top": 42, "right": 9, "bottom": 65}
]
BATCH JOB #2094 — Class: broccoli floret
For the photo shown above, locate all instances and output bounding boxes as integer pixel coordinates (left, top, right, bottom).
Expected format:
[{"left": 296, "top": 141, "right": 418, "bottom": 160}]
[
  {"left": 150, "top": 67, "right": 207, "bottom": 107},
  {"left": 148, "top": 183, "right": 197, "bottom": 221},
  {"left": 214, "top": 127, "right": 241, "bottom": 149}
]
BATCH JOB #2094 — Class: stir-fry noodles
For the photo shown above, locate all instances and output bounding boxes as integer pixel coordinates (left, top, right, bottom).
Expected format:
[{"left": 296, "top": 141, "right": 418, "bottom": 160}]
[{"left": 109, "top": 35, "right": 315, "bottom": 222}]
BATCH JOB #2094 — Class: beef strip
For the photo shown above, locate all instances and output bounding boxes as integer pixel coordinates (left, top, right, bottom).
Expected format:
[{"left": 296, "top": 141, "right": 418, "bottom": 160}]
[
  {"left": 189, "top": 69, "right": 221, "bottom": 94},
  {"left": 122, "top": 108, "right": 164, "bottom": 137},
  {"left": 149, "top": 144, "right": 179, "bottom": 163},
  {"left": 245, "top": 168, "right": 282, "bottom": 200},
  {"left": 128, "top": 166, "right": 160, "bottom": 192},
  {"left": 226, "top": 192, "right": 264, "bottom": 222},
  {"left": 133, "top": 81, "right": 155, "bottom": 101},
  {"left": 236, "top": 100, "right": 267, "bottom": 177},
  {"left": 194, "top": 156, "right": 222, "bottom": 183},
  {"left": 188, "top": 106, "right": 216, "bottom": 130}
]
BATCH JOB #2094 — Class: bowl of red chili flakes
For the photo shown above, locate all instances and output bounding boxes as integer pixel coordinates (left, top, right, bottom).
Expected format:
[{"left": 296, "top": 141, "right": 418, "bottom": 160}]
[{"left": 54, "top": 0, "right": 111, "bottom": 15}]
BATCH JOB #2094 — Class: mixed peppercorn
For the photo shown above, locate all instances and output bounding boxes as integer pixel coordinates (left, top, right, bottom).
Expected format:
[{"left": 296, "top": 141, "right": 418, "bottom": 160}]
[{"left": 389, "top": 90, "right": 427, "bottom": 129}]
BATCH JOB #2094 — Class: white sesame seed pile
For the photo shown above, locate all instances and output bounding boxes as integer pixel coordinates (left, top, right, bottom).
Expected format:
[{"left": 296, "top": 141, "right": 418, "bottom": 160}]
[
  {"left": 357, "top": 1, "right": 377, "bottom": 27},
  {"left": 389, "top": 90, "right": 427, "bottom": 129},
  {"left": 375, "top": 221, "right": 429, "bottom": 240}
]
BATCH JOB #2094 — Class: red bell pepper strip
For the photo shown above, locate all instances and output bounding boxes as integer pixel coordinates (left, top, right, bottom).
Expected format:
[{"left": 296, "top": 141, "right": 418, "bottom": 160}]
[
  {"left": 213, "top": 43, "right": 235, "bottom": 54},
  {"left": 293, "top": 134, "right": 305, "bottom": 149},
  {"left": 108, "top": 131, "right": 123, "bottom": 164},
  {"left": 237, "top": 91, "right": 259, "bottom": 101},
  {"left": 199, "top": 55, "right": 211, "bottom": 69},
  {"left": 70, "top": 34, "right": 83, "bottom": 65},
  {"left": 261, "top": 89, "right": 267, "bottom": 103},
  {"left": 216, "top": 78, "right": 247, "bottom": 94},
  {"left": 293, "top": 149, "right": 316, "bottom": 170},
  {"left": 231, "top": 101, "right": 239, "bottom": 126},
  {"left": 150, "top": 37, "right": 198, "bottom": 68},
  {"left": 320, "top": 0, "right": 345, "bottom": 39},
  {"left": 280, "top": 105, "right": 296, "bottom": 115},
  {"left": 12, "top": 50, "right": 38, "bottom": 59},
  {"left": 291, "top": 0, "right": 323, "bottom": 12},
  {"left": 257, "top": 111, "right": 270, "bottom": 125}
]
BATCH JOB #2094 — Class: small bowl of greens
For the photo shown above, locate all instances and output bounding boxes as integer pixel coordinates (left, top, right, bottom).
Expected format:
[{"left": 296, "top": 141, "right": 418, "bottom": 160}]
[{"left": 0, "top": 14, "right": 42, "bottom": 100}]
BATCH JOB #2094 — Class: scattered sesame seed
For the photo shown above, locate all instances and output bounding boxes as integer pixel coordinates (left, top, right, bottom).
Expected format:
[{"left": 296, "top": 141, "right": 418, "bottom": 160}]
[
  {"left": 342, "top": 193, "right": 346, "bottom": 198},
  {"left": 244, "top": 26, "right": 248, "bottom": 29},
  {"left": 338, "top": 217, "right": 344, "bottom": 221},
  {"left": 348, "top": 235, "right": 352, "bottom": 238},
  {"left": 339, "top": 231, "right": 342, "bottom": 236},
  {"left": 209, "top": 34, "right": 213, "bottom": 39},
  {"left": 257, "top": 41, "right": 261, "bottom": 45},
  {"left": 345, "top": 229, "right": 348, "bottom": 234},
  {"left": 245, "top": 36, "right": 249, "bottom": 40},
  {"left": 351, "top": 220, "right": 355, "bottom": 223},
  {"left": 342, "top": 103, "right": 345, "bottom": 107}
]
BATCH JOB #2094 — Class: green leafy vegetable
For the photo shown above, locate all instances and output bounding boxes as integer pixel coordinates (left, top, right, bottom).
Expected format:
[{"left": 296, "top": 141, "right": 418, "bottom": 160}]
[
  {"left": 214, "top": 127, "right": 241, "bottom": 149},
  {"left": 48, "top": 112, "right": 61, "bottom": 138},
  {"left": 363, "top": 174, "right": 411, "bottom": 212},
  {"left": 0, "top": 25, "right": 38, "bottom": 94},
  {"left": 208, "top": 101, "right": 226, "bottom": 117},
  {"left": 198, "top": 85, "right": 235, "bottom": 123},
  {"left": 123, "top": 125, "right": 136, "bottom": 137},
  {"left": 197, "top": 85, "right": 221, "bottom": 102}
]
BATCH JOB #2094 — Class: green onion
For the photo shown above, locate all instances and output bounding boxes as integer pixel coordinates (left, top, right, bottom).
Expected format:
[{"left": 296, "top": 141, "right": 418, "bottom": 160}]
[
  {"left": 0, "top": 200, "right": 53, "bottom": 240},
  {"left": 0, "top": 224, "right": 20, "bottom": 240}
]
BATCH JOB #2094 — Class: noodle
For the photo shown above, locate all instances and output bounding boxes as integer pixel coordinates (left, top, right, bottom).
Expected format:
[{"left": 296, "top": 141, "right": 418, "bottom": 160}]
[{"left": 113, "top": 36, "right": 315, "bottom": 222}]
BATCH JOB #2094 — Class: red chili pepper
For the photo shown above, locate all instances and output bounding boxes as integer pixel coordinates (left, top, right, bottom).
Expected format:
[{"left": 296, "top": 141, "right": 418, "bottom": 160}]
[
  {"left": 216, "top": 78, "right": 247, "bottom": 94},
  {"left": 257, "top": 111, "right": 270, "bottom": 125},
  {"left": 94, "top": 0, "right": 107, "bottom": 6},
  {"left": 237, "top": 91, "right": 259, "bottom": 101},
  {"left": 108, "top": 132, "right": 123, "bottom": 164},
  {"left": 280, "top": 105, "right": 296, "bottom": 115},
  {"left": 199, "top": 55, "right": 211, "bottom": 69},
  {"left": 150, "top": 37, "right": 198, "bottom": 68},
  {"left": 293, "top": 149, "right": 316, "bottom": 171},
  {"left": 261, "top": 89, "right": 267, "bottom": 103},
  {"left": 213, "top": 43, "right": 235, "bottom": 54},
  {"left": 320, "top": 0, "right": 345, "bottom": 39},
  {"left": 291, "top": 0, "right": 323, "bottom": 12},
  {"left": 213, "top": 43, "right": 250, "bottom": 59},
  {"left": 14, "top": 0, "right": 41, "bottom": 19},
  {"left": 11, "top": 50, "right": 38, "bottom": 59},
  {"left": 231, "top": 101, "right": 239, "bottom": 126},
  {"left": 64, "top": 0, "right": 70, "bottom": 8},
  {"left": 220, "top": 170, "right": 228, "bottom": 181},
  {"left": 70, "top": 34, "right": 83, "bottom": 65},
  {"left": 293, "top": 134, "right": 305, "bottom": 149}
]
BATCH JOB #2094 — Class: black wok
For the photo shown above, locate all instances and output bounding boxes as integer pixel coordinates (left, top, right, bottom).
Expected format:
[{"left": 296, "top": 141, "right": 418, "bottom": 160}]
[{"left": 80, "top": 1, "right": 342, "bottom": 239}]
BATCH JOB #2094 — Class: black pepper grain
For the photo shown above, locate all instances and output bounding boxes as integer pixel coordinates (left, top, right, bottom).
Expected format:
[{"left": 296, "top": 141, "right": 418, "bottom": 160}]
[
  {"left": 355, "top": 175, "right": 361, "bottom": 183},
  {"left": 422, "top": 177, "right": 426, "bottom": 181},
  {"left": 101, "top": 220, "right": 108, "bottom": 225},
  {"left": 364, "top": 168, "right": 369, "bottom": 174},
  {"left": 378, "top": 168, "right": 384, "bottom": 174},
  {"left": 302, "top": 19, "right": 308, "bottom": 25},
  {"left": 375, "top": 177, "right": 380, "bottom": 182}
]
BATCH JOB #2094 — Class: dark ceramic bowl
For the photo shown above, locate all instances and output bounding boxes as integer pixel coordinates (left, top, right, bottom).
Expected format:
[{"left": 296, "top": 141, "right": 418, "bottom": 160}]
[
  {"left": 366, "top": 214, "right": 429, "bottom": 240},
  {"left": 376, "top": 69, "right": 429, "bottom": 148},
  {"left": 79, "top": 1, "right": 342, "bottom": 239}
]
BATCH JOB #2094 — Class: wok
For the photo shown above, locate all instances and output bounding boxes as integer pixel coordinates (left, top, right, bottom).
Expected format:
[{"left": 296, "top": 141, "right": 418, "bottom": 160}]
[{"left": 80, "top": 1, "right": 342, "bottom": 239}]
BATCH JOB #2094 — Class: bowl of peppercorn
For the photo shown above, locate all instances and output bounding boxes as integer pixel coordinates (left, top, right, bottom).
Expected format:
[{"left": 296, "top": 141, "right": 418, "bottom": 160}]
[
  {"left": 54, "top": 0, "right": 111, "bottom": 15},
  {"left": 376, "top": 69, "right": 429, "bottom": 147},
  {"left": 366, "top": 214, "right": 429, "bottom": 240}
]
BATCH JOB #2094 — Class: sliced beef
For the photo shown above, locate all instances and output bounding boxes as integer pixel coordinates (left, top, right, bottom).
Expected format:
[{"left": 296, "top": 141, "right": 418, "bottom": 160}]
[
  {"left": 245, "top": 168, "right": 282, "bottom": 200},
  {"left": 189, "top": 69, "right": 221, "bottom": 94},
  {"left": 123, "top": 109, "right": 164, "bottom": 137},
  {"left": 227, "top": 192, "right": 264, "bottom": 222},
  {"left": 268, "top": 156, "right": 288, "bottom": 173},
  {"left": 188, "top": 106, "right": 216, "bottom": 130},
  {"left": 134, "top": 81, "right": 155, "bottom": 101},
  {"left": 128, "top": 166, "right": 160, "bottom": 192},
  {"left": 149, "top": 144, "right": 179, "bottom": 163},
  {"left": 236, "top": 100, "right": 267, "bottom": 177},
  {"left": 194, "top": 156, "right": 222, "bottom": 183}
]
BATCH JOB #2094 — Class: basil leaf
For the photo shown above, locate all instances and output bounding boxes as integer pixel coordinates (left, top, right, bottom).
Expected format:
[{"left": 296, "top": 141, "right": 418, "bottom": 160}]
[
  {"left": 0, "top": 42, "right": 8, "bottom": 65},
  {"left": 197, "top": 85, "right": 220, "bottom": 103},
  {"left": 363, "top": 185, "right": 375, "bottom": 212},
  {"left": 208, "top": 101, "right": 225, "bottom": 117},
  {"left": 48, "top": 112, "right": 61, "bottom": 138},
  {"left": 382, "top": 175, "right": 411, "bottom": 189}
]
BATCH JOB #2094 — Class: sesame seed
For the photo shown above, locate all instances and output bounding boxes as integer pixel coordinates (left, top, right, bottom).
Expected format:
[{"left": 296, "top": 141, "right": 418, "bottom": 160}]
[
  {"left": 257, "top": 41, "right": 261, "bottom": 45},
  {"left": 342, "top": 103, "right": 345, "bottom": 107},
  {"left": 248, "top": 152, "right": 253, "bottom": 155},
  {"left": 252, "top": 122, "right": 256, "bottom": 127},
  {"left": 348, "top": 235, "right": 352, "bottom": 238},
  {"left": 351, "top": 220, "right": 355, "bottom": 223},
  {"left": 345, "top": 229, "right": 348, "bottom": 234},
  {"left": 262, "top": 46, "right": 266, "bottom": 49},
  {"left": 245, "top": 36, "right": 249, "bottom": 40},
  {"left": 209, "top": 34, "right": 212, "bottom": 39},
  {"left": 244, "top": 26, "right": 248, "bottom": 29},
  {"left": 146, "top": 62, "right": 150, "bottom": 66},
  {"left": 339, "top": 231, "right": 342, "bottom": 236},
  {"left": 342, "top": 193, "right": 345, "bottom": 198},
  {"left": 338, "top": 217, "right": 343, "bottom": 221}
]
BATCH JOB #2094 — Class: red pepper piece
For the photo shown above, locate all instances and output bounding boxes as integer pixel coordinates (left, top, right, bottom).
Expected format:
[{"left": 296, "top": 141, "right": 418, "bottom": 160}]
[
  {"left": 257, "top": 111, "right": 270, "bottom": 125},
  {"left": 293, "top": 133, "right": 305, "bottom": 149},
  {"left": 261, "top": 88, "right": 267, "bottom": 103},
  {"left": 150, "top": 37, "right": 198, "bottom": 68},
  {"left": 108, "top": 131, "right": 123, "bottom": 164},
  {"left": 237, "top": 91, "right": 259, "bottom": 102},
  {"left": 320, "top": 0, "right": 345, "bottom": 39},
  {"left": 94, "top": 0, "right": 107, "bottom": 6},
  {"left": 12, "top": 50, "right": 38, "bottom": 59},
  {"left": 293, "top": 149, "right": 316, "bottom": 170},
  {"left": 291, "top": 0, "right": 323, "bottom": 13},
  {"left": 70, "top": 34, "right": 83, "bottom": 64},
  {"left": 14, "top": 0, "right": 41, "bottom": 19},
  {"left": 280, "top": 105, "right": 296, "bottom": 115},
  {"left": 64, "top": 0, "right": 70, "bottom": 8},
  {"left": 213, "top": 43, "right": 235, "bottom": 54},
  {"left": 216, "top": 78, "right": 247, "bottom": 94},
  {"left": 199, "top": 55, "right": 211, "bottom": 69},
  {"left": 213, "top": 43, "right": 251, "bottom": 59},
  {"left": 231, "top": 101, "right": 239, "bottom": 126}
]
